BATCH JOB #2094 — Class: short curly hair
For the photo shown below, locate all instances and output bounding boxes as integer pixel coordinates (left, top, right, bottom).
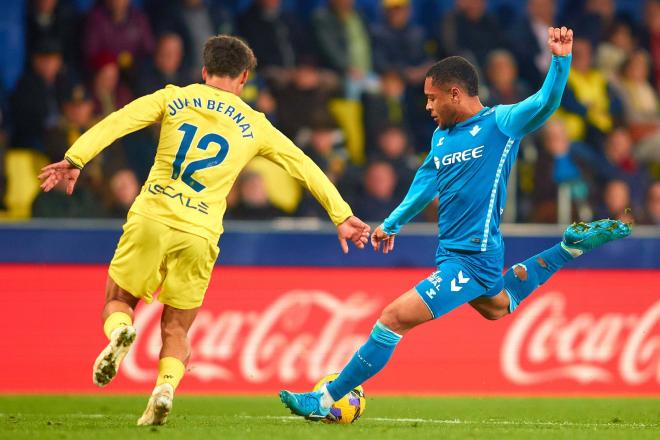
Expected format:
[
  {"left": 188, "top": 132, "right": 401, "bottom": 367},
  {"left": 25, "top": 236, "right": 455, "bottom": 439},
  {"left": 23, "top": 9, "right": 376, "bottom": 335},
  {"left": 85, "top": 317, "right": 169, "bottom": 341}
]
[
  {"left": 203, "top": 35, "right": 257, "bottom": 78},
  {"left": 426, "top": 56, "right": 479, "bottom": 97}
]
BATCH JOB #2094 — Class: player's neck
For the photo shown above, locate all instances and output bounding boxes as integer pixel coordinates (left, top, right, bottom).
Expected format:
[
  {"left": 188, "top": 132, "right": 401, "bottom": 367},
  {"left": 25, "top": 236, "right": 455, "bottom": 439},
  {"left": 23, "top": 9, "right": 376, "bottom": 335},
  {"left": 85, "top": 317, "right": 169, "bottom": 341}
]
[
  {"left": 204, "top": 77, "right": 242, "bottom": 96},
  {"left": 454, "top": 99, "right": 484, "bottom": 125}
]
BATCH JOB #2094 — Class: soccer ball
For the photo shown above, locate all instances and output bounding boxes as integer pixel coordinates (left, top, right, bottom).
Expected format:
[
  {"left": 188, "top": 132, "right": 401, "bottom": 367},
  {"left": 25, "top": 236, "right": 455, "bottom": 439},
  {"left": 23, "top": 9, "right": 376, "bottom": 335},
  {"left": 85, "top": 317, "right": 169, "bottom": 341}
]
[{"left": 313, "top": 373, "right": 366, "bottom": 424}]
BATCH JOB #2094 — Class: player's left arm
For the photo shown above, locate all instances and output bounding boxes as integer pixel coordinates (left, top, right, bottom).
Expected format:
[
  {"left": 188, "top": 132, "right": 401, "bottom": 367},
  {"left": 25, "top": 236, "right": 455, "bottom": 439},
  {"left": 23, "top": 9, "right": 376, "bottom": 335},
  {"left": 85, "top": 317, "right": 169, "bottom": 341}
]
[
  {"left": 258, "top": 122, "right": 370, "bottom": 253},
  {"left": 495, "top": 26, "right": 573, "bottom": 139}
]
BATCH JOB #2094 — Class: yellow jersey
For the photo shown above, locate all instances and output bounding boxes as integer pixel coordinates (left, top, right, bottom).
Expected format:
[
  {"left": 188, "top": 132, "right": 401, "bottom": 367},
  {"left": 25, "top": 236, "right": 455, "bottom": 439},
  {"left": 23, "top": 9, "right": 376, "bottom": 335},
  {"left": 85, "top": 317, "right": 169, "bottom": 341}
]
[{"left": 65, "top": 83, "right": 353, "bottom": 242}]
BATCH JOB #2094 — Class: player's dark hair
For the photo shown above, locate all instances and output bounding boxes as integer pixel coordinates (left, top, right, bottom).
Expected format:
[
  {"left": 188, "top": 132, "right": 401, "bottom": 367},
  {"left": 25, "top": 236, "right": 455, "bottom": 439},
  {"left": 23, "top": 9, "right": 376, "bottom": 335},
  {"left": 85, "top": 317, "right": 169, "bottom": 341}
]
[
  {"left": 203, "top": 35, "right": 257, "bottom": 78},
  {"left": 426, "top": 56, "right": 479, "bottom": 97}
]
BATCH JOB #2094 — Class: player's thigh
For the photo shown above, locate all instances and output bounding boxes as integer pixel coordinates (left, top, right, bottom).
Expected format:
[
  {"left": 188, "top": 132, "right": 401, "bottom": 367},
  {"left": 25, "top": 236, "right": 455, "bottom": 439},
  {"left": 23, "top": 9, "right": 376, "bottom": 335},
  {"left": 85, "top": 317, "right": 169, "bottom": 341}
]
[
  {"left": 469, "top": 289, "right": 510, "bottom": 320},
  {"left": 379, "top": 289, "right": 434, "bottom": 335},
  {"left": 414, "top": 261, "right": 487, "bottom": 320},
  {"left": 158, "top": 232, "right": 219, "bottom": 310},
  {"left": 108, "top": 213, "right": 170, "bottom": 304}
]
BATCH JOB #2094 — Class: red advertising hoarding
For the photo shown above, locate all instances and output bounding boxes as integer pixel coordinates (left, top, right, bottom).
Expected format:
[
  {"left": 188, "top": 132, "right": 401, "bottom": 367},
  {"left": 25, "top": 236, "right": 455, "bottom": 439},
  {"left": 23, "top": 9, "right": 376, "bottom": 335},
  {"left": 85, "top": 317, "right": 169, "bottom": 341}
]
[{"left": 1, "top": 265, "right": 658, "bottom": 394}]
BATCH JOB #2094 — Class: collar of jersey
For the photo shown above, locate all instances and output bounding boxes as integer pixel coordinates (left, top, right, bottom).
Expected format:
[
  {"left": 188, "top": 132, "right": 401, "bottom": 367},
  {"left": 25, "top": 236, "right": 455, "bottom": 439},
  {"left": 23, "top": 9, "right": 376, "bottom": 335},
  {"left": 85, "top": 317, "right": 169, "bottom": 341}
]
[{"left": 454, "top": 106, "right": 491, "bottom": 128}]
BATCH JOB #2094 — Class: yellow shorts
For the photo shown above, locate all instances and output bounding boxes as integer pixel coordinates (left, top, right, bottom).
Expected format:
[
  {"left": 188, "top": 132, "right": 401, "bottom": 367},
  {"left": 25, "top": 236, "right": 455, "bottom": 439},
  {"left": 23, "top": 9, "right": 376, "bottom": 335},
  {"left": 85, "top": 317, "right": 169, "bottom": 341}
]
[{"left": 109, "top": 213, "right": 219, "bottom": 309}]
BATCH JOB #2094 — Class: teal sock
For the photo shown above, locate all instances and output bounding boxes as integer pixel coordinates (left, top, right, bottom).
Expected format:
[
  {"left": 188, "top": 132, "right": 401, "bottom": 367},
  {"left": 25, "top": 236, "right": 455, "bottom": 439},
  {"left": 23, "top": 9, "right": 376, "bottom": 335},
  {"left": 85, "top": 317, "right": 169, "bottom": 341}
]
[
  {"left": 326, "top": 321, "right": 401, "bottom": 401},
  {"left": 504, "top": 243, "right": 573, "bottom": 312}
]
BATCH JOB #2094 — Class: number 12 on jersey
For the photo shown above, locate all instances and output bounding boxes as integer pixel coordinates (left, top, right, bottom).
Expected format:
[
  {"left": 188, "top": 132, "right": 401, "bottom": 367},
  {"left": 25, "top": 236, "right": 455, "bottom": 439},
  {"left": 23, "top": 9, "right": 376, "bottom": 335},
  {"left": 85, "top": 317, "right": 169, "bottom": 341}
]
[{"left": 171, "top": 123, "right": 230, "bottom": 192}]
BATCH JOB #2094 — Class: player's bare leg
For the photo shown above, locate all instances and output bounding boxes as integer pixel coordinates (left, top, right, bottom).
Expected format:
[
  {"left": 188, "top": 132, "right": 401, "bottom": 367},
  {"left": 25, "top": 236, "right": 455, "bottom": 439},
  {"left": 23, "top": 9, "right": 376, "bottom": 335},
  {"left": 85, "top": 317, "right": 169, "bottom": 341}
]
[
  {"left": 92, "top": 277, "right": 139, "bottom": 387},
  {"left": 280, "top": 289, "right": 431, "bottom": 418},
  {"left": 137, "top": 305, "right": 199, "bottom": 426}
]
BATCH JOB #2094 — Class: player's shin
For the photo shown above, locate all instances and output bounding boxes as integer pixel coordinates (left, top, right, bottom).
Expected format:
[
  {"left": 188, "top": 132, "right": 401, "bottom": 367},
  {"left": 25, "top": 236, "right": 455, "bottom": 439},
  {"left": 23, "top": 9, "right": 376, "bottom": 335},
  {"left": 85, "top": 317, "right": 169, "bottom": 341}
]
[
  {"left": 503, "top": 243, "right": 573, "bottom": 312},
  {"left": 323, "top": 321, "right": 402, "bottom": 407}
]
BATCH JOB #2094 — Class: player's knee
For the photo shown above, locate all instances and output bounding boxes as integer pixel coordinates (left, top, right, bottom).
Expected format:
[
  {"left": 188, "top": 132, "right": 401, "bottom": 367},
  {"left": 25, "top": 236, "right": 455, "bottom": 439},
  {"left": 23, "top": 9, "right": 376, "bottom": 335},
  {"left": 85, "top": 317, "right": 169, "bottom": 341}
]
[{"left": 378, "top": 305, "right": 407, "bottom": 334}]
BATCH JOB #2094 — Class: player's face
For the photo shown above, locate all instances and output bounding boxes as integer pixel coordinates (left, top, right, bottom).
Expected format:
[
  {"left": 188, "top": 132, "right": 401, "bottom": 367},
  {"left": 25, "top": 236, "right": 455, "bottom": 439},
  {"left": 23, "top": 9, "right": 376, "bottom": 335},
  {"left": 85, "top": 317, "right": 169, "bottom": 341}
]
[{"left": 424, "top": 77, "right": 455, "bottom": 129}]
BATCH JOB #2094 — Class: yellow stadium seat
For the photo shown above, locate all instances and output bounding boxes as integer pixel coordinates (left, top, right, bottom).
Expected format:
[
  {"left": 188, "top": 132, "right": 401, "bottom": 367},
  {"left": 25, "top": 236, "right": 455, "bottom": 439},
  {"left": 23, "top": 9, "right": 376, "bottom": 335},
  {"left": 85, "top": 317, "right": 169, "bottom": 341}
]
[
  {"left": 329, "top": 98, "right": 365, "bottom": 165},
  {"left": 246, "top": 156, "right": 302, "bottom": 214},
  {"left": 3, "top": 149, "right": 49, "bottom": 219}
]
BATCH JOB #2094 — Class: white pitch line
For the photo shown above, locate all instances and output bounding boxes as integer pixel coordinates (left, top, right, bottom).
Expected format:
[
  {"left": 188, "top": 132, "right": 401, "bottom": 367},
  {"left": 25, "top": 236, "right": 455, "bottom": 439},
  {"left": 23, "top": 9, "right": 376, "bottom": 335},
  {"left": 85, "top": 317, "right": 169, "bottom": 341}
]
[
  {"left": 244, "top": 415, "right": 658, "bottom": 429},
  {"left": 1, "top": 413, "right": 657, "bottom": 429}
]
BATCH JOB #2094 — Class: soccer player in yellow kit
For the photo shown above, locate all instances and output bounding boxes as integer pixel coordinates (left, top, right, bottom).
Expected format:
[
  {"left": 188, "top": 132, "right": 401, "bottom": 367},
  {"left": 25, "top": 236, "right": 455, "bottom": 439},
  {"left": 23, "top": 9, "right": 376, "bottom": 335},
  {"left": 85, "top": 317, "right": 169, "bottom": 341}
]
[{"left": 38, "top": 35, "right": 370, "bottom": 425}]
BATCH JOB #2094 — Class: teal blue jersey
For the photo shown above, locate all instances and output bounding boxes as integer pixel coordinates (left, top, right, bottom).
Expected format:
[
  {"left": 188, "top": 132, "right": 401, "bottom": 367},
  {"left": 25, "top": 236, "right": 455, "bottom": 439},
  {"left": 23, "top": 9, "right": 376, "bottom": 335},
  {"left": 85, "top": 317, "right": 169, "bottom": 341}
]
[{"left": 383, "top": 55, "right": 572, "bottom": 253}]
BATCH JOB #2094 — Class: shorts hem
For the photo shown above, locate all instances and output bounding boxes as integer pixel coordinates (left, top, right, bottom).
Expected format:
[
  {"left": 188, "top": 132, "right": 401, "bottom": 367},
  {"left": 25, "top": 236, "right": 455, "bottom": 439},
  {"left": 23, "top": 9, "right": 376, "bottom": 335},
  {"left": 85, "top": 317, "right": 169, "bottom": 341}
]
[
  {"left": 108, "top": 269, "right": 152, "bottom": 304},
  {"left": 413, "top": 285, "right": 436, "bottom": 319}
]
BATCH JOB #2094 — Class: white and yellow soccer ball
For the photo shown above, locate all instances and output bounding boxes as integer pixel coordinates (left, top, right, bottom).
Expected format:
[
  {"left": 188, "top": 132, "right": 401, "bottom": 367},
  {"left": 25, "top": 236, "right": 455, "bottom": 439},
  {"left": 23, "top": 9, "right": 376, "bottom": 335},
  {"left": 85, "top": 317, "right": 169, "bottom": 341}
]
[{"left": 313, "top": 373, "right": 366, "bottom": 424}]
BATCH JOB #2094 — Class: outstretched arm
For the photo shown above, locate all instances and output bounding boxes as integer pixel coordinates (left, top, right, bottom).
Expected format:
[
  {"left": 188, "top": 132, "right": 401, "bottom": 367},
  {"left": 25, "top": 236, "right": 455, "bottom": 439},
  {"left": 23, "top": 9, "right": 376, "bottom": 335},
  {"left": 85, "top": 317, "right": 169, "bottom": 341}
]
[
  {"left": 39, "top": 88, "right": 169, "bottom": 193},
  {"left": 384, "top": 150, "right": 438, "bottom": 234},
  {"left": 495, "top": 27, "right": 573, "bottom": 139},
  {"left": 258, "top": 121, "right": 370, "bottom": 253}
]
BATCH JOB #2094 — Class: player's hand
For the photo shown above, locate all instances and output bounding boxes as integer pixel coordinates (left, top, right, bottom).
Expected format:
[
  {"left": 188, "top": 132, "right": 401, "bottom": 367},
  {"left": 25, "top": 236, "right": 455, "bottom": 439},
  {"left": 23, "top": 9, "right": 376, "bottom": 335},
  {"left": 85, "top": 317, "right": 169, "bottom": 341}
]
[
  {"left": 38, "top": 160, "right": 81, "bottom": 195},
  {"left": 547, "top": 26, "right": 573, "bottom": 56},
  {"left": 371, "top": 224, "right": 396, "bottom": 254},
  {"left": 337, "top": 216, "right": 371, "bottom": 254}
]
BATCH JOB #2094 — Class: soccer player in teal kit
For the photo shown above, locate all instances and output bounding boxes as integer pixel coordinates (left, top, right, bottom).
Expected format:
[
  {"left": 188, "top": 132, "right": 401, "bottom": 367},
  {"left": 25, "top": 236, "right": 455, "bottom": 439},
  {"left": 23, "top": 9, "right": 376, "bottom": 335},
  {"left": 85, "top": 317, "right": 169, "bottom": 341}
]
[{"left": 280, "top": 27, "right": 631, "bottom": 419}]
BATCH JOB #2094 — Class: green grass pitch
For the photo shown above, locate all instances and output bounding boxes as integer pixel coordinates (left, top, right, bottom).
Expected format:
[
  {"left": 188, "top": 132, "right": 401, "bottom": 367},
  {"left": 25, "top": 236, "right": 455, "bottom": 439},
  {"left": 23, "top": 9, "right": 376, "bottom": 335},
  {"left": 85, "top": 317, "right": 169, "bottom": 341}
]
[{"left": 1, "top": 395, "right": 658, "bottom": 439}]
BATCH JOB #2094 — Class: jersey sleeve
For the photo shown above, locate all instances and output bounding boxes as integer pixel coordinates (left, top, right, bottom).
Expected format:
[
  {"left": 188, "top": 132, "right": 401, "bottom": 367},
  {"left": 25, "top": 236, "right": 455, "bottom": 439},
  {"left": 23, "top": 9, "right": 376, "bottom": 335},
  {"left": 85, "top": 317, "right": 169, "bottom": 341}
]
[
  {"left": 495, "top": 54, "right": 572, "bottom": 139},
  {"left": 64, "top": 88, "right": 169, "bottom": 168},
  {"left": 382, "top": 150, "right": 437, "bottom": 235},
  {"left": 258, "top": 120, "right": 353, "bottom": 225}
]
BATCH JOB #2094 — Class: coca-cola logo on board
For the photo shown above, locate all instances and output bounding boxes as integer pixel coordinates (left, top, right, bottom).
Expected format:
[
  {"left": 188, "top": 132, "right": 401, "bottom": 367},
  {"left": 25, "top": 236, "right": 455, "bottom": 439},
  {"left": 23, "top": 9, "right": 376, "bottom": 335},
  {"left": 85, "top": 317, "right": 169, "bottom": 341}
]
[
  {"left": 122, "top": 291, "right": 380, "bottom": 384},
  {"left": 501, "top": 292, "right": 660, "bottom": 386}
]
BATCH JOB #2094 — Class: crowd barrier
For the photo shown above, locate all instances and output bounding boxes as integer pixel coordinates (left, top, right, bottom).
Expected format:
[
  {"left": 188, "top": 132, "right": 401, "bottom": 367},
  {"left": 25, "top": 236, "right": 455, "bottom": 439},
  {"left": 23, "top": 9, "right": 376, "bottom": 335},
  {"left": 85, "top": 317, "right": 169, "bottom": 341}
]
[{"left": 1, "top": 221, "right": 658, "bottom": 395}]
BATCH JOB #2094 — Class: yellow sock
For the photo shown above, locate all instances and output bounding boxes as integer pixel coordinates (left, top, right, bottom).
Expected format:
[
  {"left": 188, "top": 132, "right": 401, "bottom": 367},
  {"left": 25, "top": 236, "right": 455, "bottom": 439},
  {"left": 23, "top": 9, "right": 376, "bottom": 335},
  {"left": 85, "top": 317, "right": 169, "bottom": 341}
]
[
  {"left": 156, "top": 357, "right": 186, "bottom": 390},
  {"left": 103, "top": 312, "right": 133, "bottom": 340}
]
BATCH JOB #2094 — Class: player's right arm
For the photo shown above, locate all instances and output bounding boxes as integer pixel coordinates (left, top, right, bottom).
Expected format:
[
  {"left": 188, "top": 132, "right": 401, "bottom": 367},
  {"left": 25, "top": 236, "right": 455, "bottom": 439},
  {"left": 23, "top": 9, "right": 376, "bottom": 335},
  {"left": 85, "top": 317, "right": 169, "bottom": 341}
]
[
  {"left": 39, "top": 88, "right": 169, "bottom": 193},
  {"left": 372, "top": 150, "right": 437, "bottom": 253},
  {"left": 257, "top": 120, "right": 370, "bottom": 253}
]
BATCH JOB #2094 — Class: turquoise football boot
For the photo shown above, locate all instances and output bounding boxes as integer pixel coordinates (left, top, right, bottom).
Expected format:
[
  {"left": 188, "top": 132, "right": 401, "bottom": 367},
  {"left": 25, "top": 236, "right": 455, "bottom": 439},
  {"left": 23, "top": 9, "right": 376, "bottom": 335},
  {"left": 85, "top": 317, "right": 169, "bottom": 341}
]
[
  {"left": 279, "top": 390, "right": 330, "bottom": 421},
  {"left": 561, "top": 219, "right": 631, "bottom": 256}
]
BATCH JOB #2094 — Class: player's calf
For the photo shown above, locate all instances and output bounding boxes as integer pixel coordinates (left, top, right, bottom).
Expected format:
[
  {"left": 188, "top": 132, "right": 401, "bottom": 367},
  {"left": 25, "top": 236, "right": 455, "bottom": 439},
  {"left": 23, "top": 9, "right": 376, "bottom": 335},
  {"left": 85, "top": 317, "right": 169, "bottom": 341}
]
[{"left": 504, "top": 219, "right": 631, "bottom": 313}]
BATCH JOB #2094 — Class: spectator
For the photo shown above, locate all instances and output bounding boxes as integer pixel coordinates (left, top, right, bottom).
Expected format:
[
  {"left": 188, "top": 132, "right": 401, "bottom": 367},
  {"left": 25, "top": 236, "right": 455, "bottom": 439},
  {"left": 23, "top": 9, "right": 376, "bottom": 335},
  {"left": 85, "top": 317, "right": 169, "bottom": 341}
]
[
  {"left": 595, "top": 20, "right": 636, "bottom": 80},
  {"left": 32, "top": 176, "right": 104, "bottom": 218},
  {"left": 509, "top": 0, "right": 556, "bottom": 88},
  {"left": 90, "top": 52, "right": 133, "bottom": 117},
  {"left": 369, "top": 125, "right": 418, "bottom": 198},
  {"left": 370, "top": 0, "right": 432, "bottom": 86},
  {"left": 10, "top": 40, "right": 72, "bottom": 152},
  {"left": 26, "top": 0, "right": 80, "bottom": 69},
  {"left": 355, "top": 161, "right": 399, "bottom": 221},
  {"left": 237, "top": 0, "right": 308, "bottom": 73},
  {"left": 641, "top": 181, "right": 660, "bottom": 224},
  {"left": 147, "top": 0, "right": 232, "bottom": 83},
  {"left": 105, "top": 168, "right": 139, "bottom": 218},
  {"left": 617, "top": 50, "right": 660, "bottom": 126},
  {"left": 439, "top": 0, "right": 505, "bottom": 68},
  {"left": 83, "top": 0, "right": 155, "bottom": 73},
  {"left": 135, "top": 33, "right": 188, "bottom": 96},
  {"left": 229, "top": 171, "right": 286, "bottom": 220},
  {"left": 484, "top": 50, "right": 531, "bottom": 106},
  {"left": 565, "top": 0, "right": 617, "bottom": 49},
  {"left": 640, "top": 0, "right": 660, "bottom": 90},
  {"left": 269, "top": 59, "right": 340, "bottom": 139},
  {"left": 312, "top": 0, "right": 377, "bottom": 99},
  {"left": 597, "top": 179, "right": 635, "bottom": 223},
  {"left": 362, "top": 69, "right": 411, "bottom": 151},
  {"left": 557, "top": 38, "right": 618, "bottom": 143}
]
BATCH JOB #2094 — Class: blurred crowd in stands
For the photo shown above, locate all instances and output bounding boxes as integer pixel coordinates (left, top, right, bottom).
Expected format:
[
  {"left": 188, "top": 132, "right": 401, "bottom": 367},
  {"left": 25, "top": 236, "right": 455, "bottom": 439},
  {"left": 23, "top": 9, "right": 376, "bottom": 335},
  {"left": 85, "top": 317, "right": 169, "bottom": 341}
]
[{"left": 0, "top": 0, "right": 658, "bottom": 225}]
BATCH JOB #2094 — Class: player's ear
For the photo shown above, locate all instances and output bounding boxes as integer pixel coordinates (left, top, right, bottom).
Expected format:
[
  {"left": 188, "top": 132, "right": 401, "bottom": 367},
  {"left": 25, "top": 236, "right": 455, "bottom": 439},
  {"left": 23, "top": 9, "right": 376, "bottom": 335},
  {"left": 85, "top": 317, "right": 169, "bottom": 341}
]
[
  {"left": 201, "top": 66, "right": 207, "bottom": 82},
  {"left": 451, "top": 87, "right": 460, "bottom": 103},
  {"left": 239, "top": 69, "right": 249, "bottom": 86}
]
